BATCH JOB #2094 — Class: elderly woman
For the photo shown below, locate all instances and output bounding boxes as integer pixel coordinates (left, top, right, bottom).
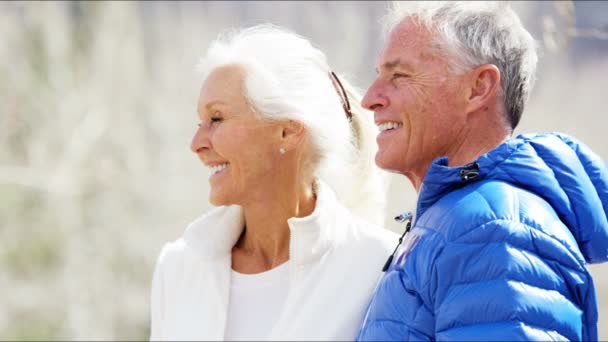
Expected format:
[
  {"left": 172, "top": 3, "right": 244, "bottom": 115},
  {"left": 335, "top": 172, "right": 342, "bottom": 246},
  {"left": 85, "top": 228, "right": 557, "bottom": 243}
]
[{"left": 149, "top": 25, "right": 397, "bottom": 341}]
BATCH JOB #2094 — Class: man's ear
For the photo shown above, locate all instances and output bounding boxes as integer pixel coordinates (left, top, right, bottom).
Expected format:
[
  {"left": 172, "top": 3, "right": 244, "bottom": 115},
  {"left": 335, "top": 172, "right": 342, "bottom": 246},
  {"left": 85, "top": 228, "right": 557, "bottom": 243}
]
[
  {"left": 466, "top": 64, "right": 501, "bottom": 113},
  {"left": 280, "top": 120, "right": 306, "bottom": 151}
]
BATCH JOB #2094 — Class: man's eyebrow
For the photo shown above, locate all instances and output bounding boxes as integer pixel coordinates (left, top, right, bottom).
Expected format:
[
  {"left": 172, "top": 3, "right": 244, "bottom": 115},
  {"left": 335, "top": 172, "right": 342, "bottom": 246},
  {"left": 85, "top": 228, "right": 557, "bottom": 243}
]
[{"left": 376, "top": 59, "right": 412, "bottom": 74}]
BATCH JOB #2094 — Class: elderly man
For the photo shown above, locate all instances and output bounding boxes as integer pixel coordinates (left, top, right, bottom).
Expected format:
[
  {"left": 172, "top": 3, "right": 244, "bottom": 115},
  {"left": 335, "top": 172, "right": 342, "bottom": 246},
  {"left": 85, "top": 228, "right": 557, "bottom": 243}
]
[{"left": 357, "top": 2, "right": 608, "bottom": 341}]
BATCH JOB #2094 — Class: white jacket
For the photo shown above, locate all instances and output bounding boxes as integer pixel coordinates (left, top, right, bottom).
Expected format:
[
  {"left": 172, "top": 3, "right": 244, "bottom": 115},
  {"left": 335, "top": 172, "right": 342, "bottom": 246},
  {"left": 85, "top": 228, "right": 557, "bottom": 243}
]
[{"left": 150, "top": 181, "right": 397, "bottom": 341}]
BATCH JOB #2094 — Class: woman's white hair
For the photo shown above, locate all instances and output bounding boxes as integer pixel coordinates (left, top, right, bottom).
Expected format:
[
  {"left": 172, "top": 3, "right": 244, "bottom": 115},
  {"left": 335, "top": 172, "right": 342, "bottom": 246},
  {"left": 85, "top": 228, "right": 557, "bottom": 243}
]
[
  {"left": 197, "top": 24, "right": 387, "bottom": 226},
  {"left": 384, "top": 1, "right": 538, "bottom": 129}
]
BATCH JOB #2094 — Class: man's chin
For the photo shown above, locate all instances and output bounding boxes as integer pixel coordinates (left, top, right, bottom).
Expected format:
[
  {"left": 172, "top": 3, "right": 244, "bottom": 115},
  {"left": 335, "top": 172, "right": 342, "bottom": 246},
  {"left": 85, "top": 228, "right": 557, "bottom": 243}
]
[{"left": 375, "top": 153, "right": 405, "bottom": 174}]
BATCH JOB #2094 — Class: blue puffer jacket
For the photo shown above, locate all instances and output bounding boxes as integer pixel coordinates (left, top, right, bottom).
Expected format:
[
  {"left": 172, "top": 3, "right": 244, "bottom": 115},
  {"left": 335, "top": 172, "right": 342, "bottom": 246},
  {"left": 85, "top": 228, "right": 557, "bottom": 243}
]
[{"left": 358, "top": 133, "right": 608, "bottom": 341}]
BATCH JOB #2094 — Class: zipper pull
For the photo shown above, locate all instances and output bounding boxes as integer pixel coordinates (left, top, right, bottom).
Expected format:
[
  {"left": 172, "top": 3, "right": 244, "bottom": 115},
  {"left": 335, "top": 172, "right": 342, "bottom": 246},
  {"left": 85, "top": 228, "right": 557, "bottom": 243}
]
[
  {"left": 382, "top": 212, "right": 413, "bottom": 272},
  {"left": 460, "top": 162, "right": 480, "bottom": 181}
]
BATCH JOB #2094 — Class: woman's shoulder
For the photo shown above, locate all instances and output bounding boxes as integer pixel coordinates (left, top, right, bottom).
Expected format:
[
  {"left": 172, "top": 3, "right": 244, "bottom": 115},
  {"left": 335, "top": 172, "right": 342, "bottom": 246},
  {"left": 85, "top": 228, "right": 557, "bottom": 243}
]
[
  {"left": 154, "top": 237, "right": 192, "bottom": 270},
  {"left": 317, "top": 179, "right": 397, "bottom": 249},
  {"left": 323, "top": 209, "right": 397, "bottom": 277},
  {"left": 337, "top": 207, "right": 398, "bottom": 252}
]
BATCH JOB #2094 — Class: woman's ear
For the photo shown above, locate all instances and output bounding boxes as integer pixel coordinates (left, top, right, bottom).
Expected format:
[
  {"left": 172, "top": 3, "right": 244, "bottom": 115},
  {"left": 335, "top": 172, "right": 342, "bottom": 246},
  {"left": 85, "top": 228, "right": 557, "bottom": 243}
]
[
  {"left": 280, "top": 120, "right": 306, "bottom": 151},
  {"left": 466, "top": 64, "right": 501, "bottom": 114}
]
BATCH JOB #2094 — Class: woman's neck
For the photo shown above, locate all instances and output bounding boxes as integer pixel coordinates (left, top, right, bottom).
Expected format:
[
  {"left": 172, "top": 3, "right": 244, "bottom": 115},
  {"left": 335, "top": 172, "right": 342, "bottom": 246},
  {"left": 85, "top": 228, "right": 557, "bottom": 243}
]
[{"left": 231, "top": 180, "right": 317, "bottom": 274}]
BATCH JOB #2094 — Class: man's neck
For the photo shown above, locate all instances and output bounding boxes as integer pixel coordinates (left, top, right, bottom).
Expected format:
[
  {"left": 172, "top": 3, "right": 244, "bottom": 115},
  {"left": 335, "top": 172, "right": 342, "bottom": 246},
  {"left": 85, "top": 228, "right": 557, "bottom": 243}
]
[
  {"left": 410, "top": 111, "right": 511, "bottom": 193},
  {"left": 446, "top": 130, "right": 510, "bottom": 167}
]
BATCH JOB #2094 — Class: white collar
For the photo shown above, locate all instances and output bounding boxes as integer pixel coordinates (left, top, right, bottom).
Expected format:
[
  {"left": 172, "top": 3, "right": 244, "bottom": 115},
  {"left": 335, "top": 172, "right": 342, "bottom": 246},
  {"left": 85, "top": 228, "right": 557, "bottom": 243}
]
[{"left": 182, "top": 180, "right": 345, "bottom": 267}]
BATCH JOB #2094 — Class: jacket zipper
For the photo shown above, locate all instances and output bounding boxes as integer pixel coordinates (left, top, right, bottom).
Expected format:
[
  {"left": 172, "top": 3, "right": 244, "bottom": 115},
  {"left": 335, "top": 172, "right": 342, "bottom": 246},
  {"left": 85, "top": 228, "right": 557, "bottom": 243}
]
[{"left": 382, "top": 212, "right": 413, "bottom": 272}]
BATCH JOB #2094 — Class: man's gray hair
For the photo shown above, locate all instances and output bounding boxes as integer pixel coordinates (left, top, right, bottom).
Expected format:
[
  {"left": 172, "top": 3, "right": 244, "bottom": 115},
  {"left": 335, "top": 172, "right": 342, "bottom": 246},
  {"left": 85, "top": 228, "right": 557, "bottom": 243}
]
[
  {"left": 384, "top": 1, "right": 538, "bottom": 129},
  {"left": 197, "top": 24, "right": 387, "bottom": 225}
]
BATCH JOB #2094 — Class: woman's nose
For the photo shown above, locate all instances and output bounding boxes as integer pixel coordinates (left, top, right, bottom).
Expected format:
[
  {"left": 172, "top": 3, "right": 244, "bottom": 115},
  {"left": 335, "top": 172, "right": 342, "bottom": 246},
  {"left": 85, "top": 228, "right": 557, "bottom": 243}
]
[{"left": 190, "top": 125, "right": 210, "bottom": 154}]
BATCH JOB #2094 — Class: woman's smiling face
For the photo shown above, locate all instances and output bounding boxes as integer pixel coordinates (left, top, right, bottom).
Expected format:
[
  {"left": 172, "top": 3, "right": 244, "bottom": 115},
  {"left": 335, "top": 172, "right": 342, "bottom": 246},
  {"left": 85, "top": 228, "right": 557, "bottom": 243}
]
[{"left": 191, "top": 65, "right": 284, "bottom": 206}]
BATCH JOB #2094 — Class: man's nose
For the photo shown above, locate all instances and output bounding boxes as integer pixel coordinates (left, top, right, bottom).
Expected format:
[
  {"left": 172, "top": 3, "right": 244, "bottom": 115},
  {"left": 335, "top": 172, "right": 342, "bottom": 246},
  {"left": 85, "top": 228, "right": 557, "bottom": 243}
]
[
  {"left": 190, "top": 125, "right": 210, "bottom": 154},
  {"left": 361, "top": 80, "right": 388, "bottom": 111}
]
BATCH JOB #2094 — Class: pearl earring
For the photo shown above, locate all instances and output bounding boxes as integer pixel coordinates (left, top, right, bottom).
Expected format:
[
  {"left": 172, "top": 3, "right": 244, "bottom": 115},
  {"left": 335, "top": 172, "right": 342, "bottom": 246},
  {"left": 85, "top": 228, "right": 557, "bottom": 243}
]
[{"left": 279, "top": 147, "right": 286, "bottom": 154}]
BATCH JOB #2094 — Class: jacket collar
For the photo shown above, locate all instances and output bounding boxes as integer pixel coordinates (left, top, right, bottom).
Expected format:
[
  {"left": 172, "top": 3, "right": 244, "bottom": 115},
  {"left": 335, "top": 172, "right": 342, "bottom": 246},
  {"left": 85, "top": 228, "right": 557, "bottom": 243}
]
[
  {"left": 417, "top": 139, "right": 517, "bottom": 219},
  {"left": 182, "top": 179, "right": 343, "bottom": 267}
]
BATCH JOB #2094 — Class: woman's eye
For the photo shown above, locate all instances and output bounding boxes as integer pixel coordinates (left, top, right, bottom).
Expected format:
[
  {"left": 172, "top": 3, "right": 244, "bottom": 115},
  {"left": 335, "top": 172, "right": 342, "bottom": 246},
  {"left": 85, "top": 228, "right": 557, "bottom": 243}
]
[{"left": 210, "top": 110, "right": 223, "bottom": 124}]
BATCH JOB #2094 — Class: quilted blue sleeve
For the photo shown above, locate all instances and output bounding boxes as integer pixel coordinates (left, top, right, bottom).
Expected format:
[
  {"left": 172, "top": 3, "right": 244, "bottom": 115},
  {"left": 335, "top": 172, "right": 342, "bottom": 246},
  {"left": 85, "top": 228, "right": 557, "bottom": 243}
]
[
  {"left": 433, "top": 218, "right": 586, "bottom": 341},
  {"left": 554, "top": 133, "right": 608, "bottom": 263}
]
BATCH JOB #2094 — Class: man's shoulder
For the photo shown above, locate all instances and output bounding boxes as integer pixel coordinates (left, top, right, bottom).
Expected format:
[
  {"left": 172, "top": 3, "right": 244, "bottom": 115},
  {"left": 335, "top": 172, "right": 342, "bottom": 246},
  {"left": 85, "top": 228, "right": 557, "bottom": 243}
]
[{"left": 418, "top": 179, "right": 558, "bottom": 241}]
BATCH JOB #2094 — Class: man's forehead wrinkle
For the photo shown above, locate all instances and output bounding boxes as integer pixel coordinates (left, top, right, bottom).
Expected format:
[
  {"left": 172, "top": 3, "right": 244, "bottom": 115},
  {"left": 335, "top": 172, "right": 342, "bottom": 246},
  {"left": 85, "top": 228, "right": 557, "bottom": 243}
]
[
  {"left": 391, "top": 18, "right": 436, "bottom": 52},
  {"left": 386, "top": 33, "right": 450, "bottom": 73},
  {"left": 377, "top": 19, "right": 439, "bottom": 75}
]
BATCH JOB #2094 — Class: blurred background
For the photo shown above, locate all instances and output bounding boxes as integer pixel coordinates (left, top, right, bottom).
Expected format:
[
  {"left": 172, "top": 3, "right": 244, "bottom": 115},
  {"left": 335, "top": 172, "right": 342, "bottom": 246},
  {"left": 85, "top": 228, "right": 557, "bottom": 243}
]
[{"left": 0, "top": 1, "right": 606, "bottom": 340}]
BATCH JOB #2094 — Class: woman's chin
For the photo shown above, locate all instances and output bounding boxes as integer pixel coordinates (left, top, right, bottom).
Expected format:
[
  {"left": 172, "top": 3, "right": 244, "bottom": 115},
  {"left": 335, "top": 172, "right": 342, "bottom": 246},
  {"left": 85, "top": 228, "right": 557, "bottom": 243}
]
[
  {"left": 209, "top": 191, "right": 238, "bottom": 207},
  {"left": 208, "top": 192, "right": 226, "bottom": 206}
]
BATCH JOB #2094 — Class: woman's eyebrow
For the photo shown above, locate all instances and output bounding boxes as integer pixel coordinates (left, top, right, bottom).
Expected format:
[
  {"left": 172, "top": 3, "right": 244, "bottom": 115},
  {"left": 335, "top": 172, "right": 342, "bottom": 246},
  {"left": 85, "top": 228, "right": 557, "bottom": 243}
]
[{"left": 205, "top": 100, "right": 227, "bottom": 110}]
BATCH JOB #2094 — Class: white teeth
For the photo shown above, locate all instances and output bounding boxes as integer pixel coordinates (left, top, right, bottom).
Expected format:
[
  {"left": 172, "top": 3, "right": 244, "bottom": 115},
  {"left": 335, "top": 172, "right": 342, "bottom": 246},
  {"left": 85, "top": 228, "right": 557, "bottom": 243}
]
[
  {"left": 211, "top": 163, "right": 228, "bottom": 174},
  {"left": 378, "top": 122, "right": 403, "bottom": 131}
]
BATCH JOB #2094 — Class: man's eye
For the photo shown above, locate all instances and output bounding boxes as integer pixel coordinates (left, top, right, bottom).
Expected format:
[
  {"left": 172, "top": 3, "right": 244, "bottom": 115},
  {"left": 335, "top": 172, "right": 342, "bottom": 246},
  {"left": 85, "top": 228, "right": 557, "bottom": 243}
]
[
  {"left": 211, "top": 117, "right": 223, "bottom": 123},
  {"left": 392, "top": 73, "right": 410, "bottom": 80}
]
